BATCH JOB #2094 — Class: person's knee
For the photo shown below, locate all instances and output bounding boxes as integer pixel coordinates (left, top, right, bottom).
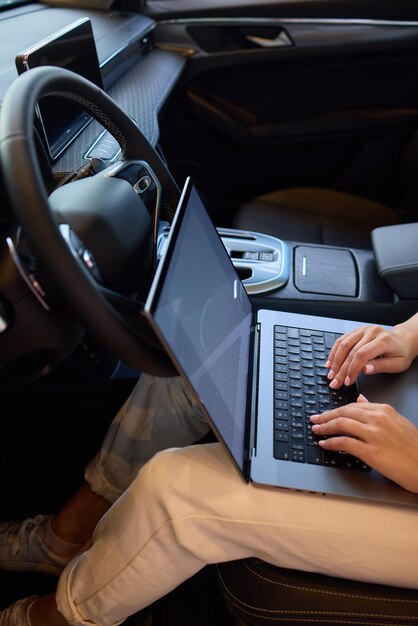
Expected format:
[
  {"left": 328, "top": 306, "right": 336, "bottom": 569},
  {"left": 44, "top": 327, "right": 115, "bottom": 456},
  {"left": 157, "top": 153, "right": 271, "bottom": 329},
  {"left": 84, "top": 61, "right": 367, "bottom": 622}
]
[
  {"left": 115, "top": 443, "right": 252, "bottom": 566},
  {"left": 128, "top": 444, "right": 219, "bottom": 522},
  {"left": 129, "top": 446, "right": 190, "bottom": 508}
]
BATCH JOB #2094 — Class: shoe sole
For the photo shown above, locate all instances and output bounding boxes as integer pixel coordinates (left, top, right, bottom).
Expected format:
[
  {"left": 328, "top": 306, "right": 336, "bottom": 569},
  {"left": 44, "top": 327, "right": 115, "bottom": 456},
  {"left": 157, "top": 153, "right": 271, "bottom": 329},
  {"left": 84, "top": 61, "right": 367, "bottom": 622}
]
[{"left": 0, "top": 561, "right": 63, "bottom": 576}]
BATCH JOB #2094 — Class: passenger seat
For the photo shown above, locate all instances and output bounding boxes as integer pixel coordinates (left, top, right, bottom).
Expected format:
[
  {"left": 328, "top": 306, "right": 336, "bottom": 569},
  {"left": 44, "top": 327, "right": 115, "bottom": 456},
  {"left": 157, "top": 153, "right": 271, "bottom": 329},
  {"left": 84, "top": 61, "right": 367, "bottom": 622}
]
[{"left": 233, "top": 187, "right": 399, "bottom": 249}]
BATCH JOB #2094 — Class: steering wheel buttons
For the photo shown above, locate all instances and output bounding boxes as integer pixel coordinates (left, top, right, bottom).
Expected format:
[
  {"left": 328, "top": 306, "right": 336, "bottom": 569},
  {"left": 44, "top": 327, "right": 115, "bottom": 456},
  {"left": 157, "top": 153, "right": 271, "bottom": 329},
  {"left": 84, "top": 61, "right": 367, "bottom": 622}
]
[{"left": 135, "top": 175, "right": 152, "bottom": 194}]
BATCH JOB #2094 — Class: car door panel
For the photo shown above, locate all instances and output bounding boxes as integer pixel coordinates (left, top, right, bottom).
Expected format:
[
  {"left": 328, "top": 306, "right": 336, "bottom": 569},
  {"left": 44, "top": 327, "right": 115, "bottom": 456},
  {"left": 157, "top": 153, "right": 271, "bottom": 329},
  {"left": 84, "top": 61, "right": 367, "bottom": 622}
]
[
  {"left": 145, "top": 0, "right": 418, "bottom": 21},
  {"left": 155, "top": 17, "right": 418, "bottom": 222}
]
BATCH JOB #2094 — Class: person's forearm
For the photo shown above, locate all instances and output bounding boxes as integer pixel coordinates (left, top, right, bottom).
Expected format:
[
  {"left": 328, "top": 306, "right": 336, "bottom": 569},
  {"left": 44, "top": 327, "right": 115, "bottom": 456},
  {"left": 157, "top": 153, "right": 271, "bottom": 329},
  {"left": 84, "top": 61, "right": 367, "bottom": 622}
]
[{"left": 393, "top": 313, "right": 418, "bottom": 361}]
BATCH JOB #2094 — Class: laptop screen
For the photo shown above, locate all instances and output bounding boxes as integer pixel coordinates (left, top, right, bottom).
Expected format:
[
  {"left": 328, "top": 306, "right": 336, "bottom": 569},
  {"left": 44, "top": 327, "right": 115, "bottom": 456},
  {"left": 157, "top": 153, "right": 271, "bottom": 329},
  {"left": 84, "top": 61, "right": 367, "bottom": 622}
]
[{"left": 146, "top": 180, "right": 253, "bottom": 473}]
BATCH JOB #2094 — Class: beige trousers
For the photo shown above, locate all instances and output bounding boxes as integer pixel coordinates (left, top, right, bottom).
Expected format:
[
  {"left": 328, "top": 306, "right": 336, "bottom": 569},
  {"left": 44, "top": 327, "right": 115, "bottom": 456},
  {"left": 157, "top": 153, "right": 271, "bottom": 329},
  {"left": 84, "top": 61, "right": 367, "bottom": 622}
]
[{"left": 55, "top": 376, "right": 418, "bottom": 626}]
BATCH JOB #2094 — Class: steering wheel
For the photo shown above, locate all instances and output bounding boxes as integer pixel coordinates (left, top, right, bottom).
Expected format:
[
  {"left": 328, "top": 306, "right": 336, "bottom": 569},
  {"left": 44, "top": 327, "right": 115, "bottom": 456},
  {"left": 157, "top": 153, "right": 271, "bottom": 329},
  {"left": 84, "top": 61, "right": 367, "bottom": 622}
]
[{"left": 0, "top": 66, "right": 179, "bottom": 376}]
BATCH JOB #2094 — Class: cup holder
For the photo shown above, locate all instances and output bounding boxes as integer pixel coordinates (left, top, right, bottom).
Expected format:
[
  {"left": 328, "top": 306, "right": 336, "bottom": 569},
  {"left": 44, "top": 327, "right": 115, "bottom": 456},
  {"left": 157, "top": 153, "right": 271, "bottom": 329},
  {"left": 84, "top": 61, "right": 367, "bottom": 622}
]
[
  {"left": 235, "top": 267, "right": 253, "bottom": 281},
  {"left": 217, "top": 228, "right": 290, "bottom": 294},
  {"left": 157, "top": 224, "right": 290, "bottom": 294}
]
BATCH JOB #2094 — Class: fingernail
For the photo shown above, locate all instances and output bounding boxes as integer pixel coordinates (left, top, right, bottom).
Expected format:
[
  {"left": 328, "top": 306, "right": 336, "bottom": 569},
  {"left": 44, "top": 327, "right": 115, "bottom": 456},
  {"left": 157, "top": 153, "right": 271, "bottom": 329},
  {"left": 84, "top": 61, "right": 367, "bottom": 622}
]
[
  {"left": 329, "top": 379, "right": 339, "bottom": 388},
  {"left": 327, "top": 370, "right": 334, "bottom": 380},
  {"left": 318, "top": 440, "right": 326, "bottom": 447},
  {"left": 312, "top": 424, "right": 320, "bottom": 432},
  {"left": 344, "top": 376, "right": 351, "bottom": 386},
  {"left": 364, "top": 364, "right": 374, "bottom": 374},
  {"left": 325, "top": 360, "right": 330, "bottom": 368},
  {"left": 310, "top": 414, "right": 319, "bottom": 422}
]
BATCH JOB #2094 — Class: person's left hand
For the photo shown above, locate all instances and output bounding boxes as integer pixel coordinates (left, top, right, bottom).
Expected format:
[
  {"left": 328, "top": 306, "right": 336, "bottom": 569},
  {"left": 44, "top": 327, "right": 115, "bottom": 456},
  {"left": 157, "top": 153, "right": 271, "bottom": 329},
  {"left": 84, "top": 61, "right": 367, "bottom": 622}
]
[
  {"left": 310, "top": 396, "right": 418, "bottom": 493},
  {"left": 326, "top": 324, "right": 416, "bottom": 389}
]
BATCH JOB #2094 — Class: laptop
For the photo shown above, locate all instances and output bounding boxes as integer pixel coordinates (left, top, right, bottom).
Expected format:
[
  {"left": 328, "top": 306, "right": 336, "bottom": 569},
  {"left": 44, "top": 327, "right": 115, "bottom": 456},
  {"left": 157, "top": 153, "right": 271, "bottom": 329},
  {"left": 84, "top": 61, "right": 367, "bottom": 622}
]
[{"left": 145, "top": 178, "right": 418, "bottom": 508}]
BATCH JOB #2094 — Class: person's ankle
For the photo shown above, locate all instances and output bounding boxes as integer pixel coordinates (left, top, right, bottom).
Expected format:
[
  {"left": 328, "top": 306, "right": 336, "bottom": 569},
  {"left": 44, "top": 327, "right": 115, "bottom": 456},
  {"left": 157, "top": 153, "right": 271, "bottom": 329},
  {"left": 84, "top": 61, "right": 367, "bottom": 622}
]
[
  {"left": 29, "top": 595, "right": 69, "bottom": 626},
  {"left": 43, "top": 519, "right": 86, "bottom": 557},
  {"left": 24, "top": 597, "right": 38, "bottom": 626}
]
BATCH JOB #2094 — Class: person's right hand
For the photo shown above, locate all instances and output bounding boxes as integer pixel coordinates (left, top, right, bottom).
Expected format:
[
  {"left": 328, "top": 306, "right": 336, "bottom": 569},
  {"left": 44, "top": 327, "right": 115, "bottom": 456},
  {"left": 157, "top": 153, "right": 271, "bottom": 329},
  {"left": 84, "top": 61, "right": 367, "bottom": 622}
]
[
  {"left": 311, "top": 398, "right": 418, "bottom": 493},
  {"left": 326, "top": 323, "right": 417, "bottom": 389}
]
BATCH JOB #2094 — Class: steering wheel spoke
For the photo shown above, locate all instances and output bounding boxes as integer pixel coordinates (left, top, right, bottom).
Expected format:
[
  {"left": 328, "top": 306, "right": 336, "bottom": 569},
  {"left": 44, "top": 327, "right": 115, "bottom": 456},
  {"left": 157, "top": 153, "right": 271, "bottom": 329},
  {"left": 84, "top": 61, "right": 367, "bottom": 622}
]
[
  {"left": 59, "top": 224, "right": 104, "bottom": 285},
  {"left": 105, "top": 159, "right": 163, "bottom": 270}
]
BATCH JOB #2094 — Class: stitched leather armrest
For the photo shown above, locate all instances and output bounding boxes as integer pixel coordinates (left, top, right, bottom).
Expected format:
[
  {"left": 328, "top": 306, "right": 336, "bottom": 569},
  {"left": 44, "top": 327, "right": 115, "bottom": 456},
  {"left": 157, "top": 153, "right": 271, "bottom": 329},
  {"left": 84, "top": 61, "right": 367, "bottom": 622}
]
[{"left": 372, "top": 223, "right": 418, "bottom": 299}]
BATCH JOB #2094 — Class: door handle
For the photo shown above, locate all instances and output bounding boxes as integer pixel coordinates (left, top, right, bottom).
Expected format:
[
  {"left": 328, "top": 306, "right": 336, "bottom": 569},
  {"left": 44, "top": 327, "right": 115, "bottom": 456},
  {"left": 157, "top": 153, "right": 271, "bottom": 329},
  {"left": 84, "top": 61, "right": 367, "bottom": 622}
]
[{"left": 245, "top": 30, "right": 292, "bottom": 48}]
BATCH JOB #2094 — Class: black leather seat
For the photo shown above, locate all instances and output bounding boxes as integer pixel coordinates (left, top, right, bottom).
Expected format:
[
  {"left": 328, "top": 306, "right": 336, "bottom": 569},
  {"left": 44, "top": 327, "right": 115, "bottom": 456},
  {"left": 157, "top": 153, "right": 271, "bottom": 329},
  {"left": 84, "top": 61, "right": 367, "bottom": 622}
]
[
  {"left": 216, "top": 559, "right": 418, "bottom": 626},
  {"left": 234, "top": 188, "right": 399, "bottom": 249}
]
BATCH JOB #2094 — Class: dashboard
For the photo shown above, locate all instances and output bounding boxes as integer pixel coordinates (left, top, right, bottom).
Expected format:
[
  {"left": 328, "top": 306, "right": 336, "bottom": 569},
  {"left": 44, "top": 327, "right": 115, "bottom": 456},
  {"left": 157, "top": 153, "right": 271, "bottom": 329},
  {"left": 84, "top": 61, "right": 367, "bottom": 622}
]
[{"left": 0, "top": 3, "right": 185, "bottom": 228}]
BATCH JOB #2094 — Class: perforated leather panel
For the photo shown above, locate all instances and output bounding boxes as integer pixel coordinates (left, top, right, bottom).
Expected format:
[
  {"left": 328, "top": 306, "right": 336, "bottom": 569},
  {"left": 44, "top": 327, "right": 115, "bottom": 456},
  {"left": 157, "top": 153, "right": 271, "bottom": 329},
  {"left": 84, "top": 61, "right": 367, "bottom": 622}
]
[{"left": 54, "top": 48, "right": 185, "bottom": 172}]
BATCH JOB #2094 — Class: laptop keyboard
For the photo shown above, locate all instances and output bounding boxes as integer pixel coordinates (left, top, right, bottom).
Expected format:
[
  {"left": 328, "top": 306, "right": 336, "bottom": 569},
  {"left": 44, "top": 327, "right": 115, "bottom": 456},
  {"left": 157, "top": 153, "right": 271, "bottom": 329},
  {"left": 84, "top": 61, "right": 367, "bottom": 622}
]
[{"left": 273, "top": 325, "right": 370, "bottom": 471}]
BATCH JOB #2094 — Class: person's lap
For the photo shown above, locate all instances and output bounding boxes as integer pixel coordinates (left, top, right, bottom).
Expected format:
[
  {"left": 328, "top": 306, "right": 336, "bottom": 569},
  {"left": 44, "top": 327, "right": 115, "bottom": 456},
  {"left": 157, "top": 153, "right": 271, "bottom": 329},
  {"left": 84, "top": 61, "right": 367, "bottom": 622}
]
[{"left": 57, "top": 441, "right": 418, "bottom": 626}]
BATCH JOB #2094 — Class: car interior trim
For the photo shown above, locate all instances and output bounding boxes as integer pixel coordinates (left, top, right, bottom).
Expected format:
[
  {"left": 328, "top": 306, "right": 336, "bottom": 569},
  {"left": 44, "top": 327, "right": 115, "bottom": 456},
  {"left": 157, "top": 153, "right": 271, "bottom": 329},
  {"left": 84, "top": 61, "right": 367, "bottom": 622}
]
[
  {"left": 6, "top": 237, "right": 50, "bottom": 311},
  {"left": 156, "top": 17, "right": 418, "bottom": 28},
  {"left": 54, "top": 49, "right": 185, "bottom": 173},
  {"left": 104, "top": 159, "right": 163, "bottom": 269}
]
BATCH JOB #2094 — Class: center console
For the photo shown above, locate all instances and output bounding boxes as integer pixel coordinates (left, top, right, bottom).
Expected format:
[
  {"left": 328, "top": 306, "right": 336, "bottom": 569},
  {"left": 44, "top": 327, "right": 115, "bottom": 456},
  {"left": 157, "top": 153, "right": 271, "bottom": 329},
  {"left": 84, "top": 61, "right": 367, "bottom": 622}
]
[
  {"left": 250, "top": 239, "right": 399, "bottom": 324},
  {"left": 158, "top": 222, "right": 418, "bottom": 326}
]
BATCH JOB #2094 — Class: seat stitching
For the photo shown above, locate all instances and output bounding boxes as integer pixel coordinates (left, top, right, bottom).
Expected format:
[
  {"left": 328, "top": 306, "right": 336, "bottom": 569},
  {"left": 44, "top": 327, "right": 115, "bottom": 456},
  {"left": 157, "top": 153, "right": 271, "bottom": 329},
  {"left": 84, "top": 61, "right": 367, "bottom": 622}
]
[
  {"left": 233, "top": 562, "right": 418, "bottom": 604},
  {"left": 229, "top": 601, "right": 413, "bottom": 624},
  {"left": 231, "top": 601, "right": 418, "bottom": 618},
  {"left": 222, "top": 585, "right": 417, "bottom": 618},
  {"left": 217, "top": 569, "right": 418, "bottom": 616}
]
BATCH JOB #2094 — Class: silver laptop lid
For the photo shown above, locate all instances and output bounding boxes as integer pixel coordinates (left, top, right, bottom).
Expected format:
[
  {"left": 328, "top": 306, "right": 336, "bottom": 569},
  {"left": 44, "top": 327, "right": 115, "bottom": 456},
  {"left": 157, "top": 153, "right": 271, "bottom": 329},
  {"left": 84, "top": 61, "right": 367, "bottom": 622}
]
[{"left": 145, "top": 178, "right": 254, "bottom": 476}]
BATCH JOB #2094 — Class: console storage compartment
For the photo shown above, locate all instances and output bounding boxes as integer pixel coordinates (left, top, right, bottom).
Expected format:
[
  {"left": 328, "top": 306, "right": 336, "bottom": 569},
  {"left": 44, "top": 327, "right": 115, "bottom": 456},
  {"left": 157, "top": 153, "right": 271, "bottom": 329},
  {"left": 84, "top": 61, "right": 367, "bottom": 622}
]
[{"left": 294, "top": 246, "right": 358, "bottom": 297}]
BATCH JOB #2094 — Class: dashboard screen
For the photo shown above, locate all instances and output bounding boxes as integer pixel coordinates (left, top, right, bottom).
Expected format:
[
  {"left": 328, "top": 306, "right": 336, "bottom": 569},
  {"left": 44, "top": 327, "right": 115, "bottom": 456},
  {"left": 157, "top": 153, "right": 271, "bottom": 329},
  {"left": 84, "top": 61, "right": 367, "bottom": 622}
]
[{"left": 15, "top": 18, "right": 103, "bottom": 160}]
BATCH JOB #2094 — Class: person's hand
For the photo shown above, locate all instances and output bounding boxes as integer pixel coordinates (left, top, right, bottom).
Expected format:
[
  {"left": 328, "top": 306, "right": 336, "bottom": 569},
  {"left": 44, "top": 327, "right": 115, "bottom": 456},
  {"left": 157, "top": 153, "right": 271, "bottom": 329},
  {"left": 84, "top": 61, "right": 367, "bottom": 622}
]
[
  {"left": 326, "top": 322, "right": 418, "bottom": 389},
  {"left": 311, "top": 396, "right": 418, "bottom": 493}
]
